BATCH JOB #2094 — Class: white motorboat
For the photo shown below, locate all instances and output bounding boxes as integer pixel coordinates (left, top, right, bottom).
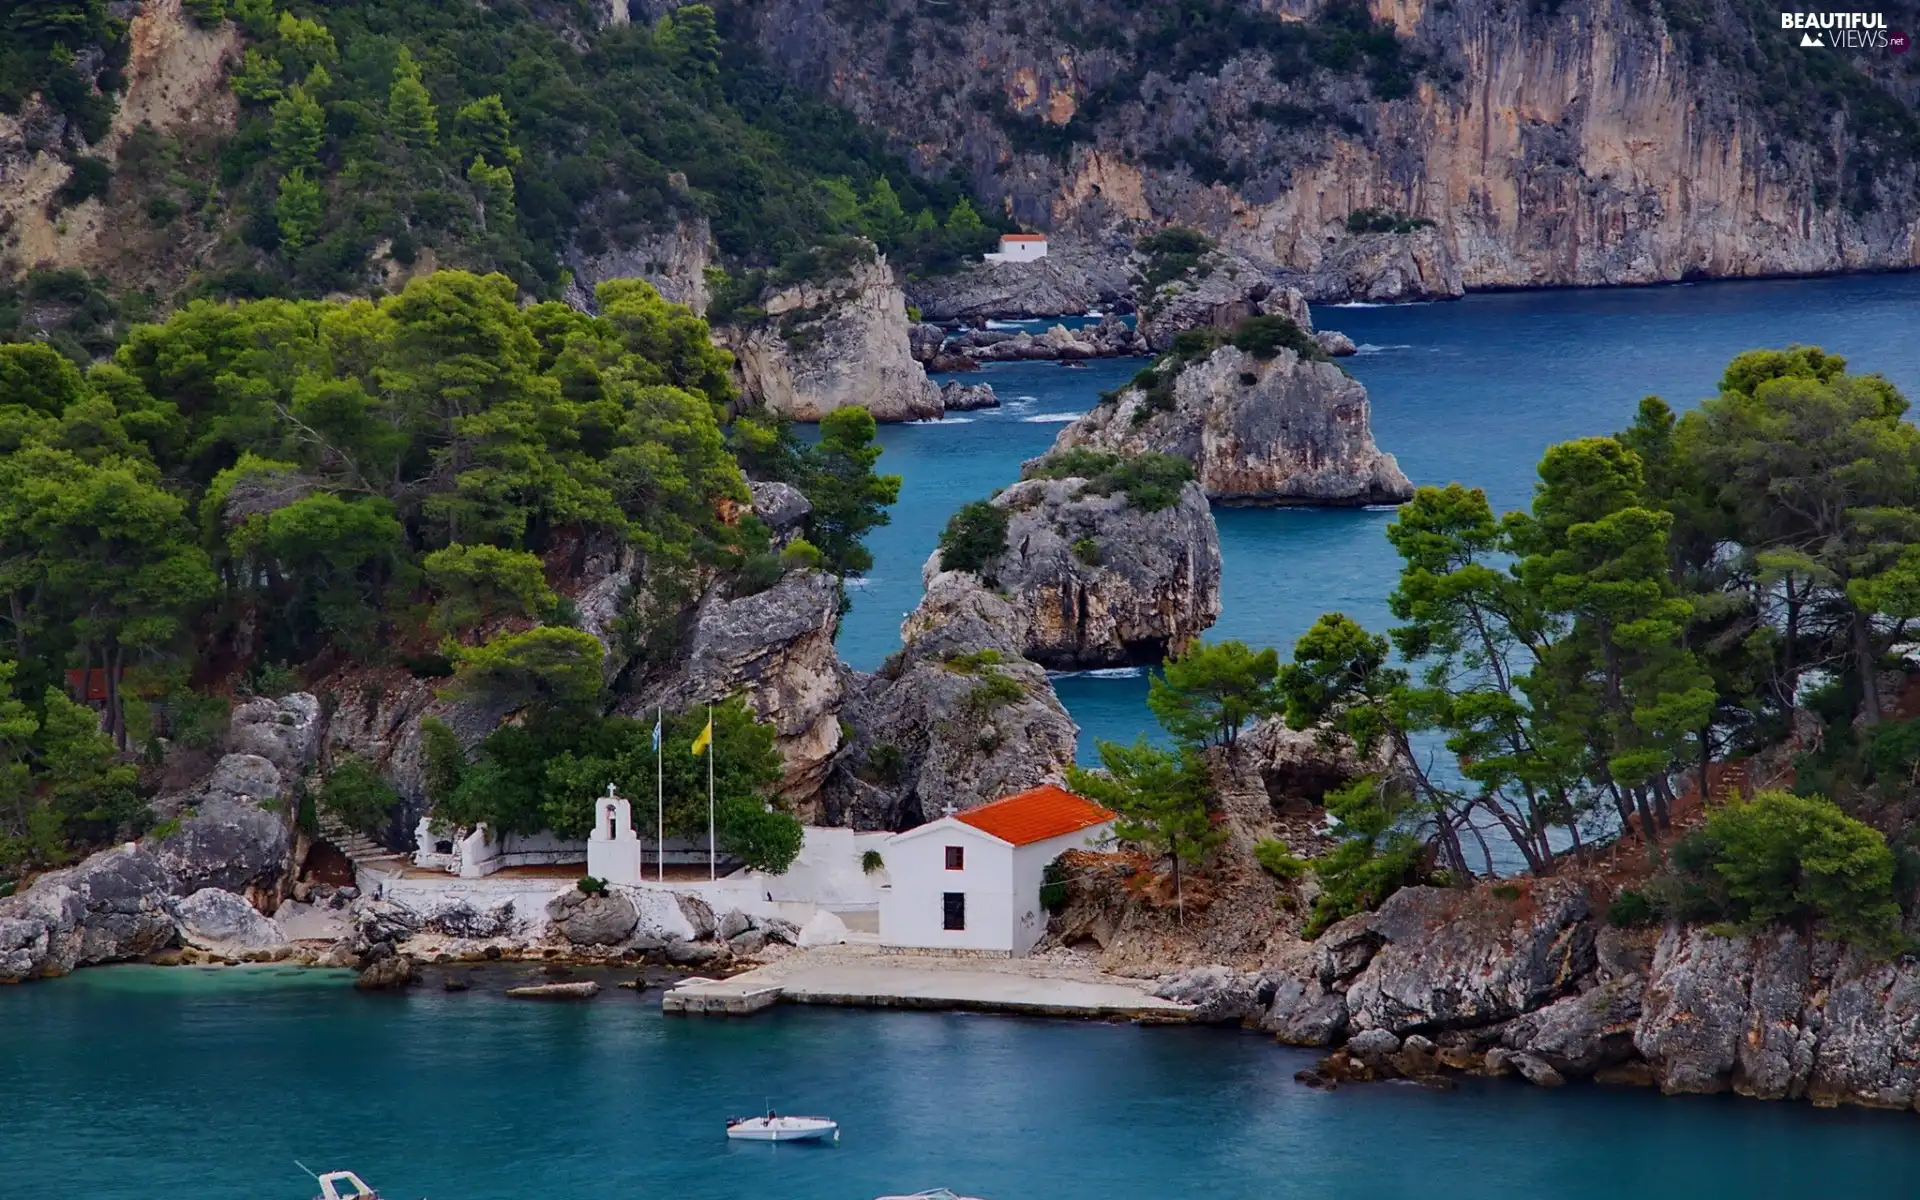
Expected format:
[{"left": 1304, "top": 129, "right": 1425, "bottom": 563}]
[
  {"left": 876, "top": 1191, "right": 988, "bottom": 1200},
  {"left": 725, "top": 1112, "right": 840, "bottom": 1143},
  {"left": 311, "top": 1170, "right": 379, "bottom": 1200}
]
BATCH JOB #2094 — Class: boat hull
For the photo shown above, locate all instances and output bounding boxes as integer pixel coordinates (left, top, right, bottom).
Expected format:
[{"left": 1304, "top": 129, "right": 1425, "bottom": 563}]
[{"left": 725, "top": 1118, "right": 838, "bottom": 1143}]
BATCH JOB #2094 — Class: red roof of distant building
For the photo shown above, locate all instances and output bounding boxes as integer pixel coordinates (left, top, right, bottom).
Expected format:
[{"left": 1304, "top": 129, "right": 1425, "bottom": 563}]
[
  {"left": 1000, "top": 233, "right": 1047, "bottom": 242},
  {"left": 955, "top": 785, "right": 1114, "bottom": 847}
]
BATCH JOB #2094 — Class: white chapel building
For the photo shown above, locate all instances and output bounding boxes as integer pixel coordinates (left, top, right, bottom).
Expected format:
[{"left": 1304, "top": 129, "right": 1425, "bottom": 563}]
[
  {"left": 879, "top": 785, "right": 1114, "bottom": 956},
  {"left": 984, "top": 232, "right": 1049, "bottom": 263}
]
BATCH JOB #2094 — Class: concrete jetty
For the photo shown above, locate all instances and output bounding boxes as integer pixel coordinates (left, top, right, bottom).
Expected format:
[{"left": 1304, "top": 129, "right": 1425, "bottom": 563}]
[{"left": 662, "top": 945, "right": 1192, "bottom": 1021}]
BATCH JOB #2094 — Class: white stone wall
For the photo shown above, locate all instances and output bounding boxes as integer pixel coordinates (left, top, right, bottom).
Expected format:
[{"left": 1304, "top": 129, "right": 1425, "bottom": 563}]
[
  {"left": 878, "top": 819, "right": 1017, "bottom": 953},
  {"left": 1009, "top": 823, "right": 1111, "bottom": 956}
]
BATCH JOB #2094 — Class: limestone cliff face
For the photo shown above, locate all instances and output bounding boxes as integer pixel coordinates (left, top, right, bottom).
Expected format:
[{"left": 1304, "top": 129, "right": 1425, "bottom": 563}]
[
  {"left": 743, "top": 0, "right": 1920, "bottom": 293},
  {"left": 1050, "top": 345, "right": 1413, "bottom": 506},
  {"left": 963, "top": 475, "right": 1222, "bottom": 670},
  {"left": 563, "top": 214, "right": 714, "bottom": 315},
  {"left": 722, "top": 244, "right": 943, "bottom": 422},
  {"left": 0, "top": 0, "right": 239, "bottom": 283}
]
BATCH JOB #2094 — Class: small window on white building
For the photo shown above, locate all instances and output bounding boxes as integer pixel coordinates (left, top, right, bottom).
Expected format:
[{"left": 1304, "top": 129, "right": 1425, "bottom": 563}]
[
  {"left": 943, "top": 892, "right": 966, "bottom": 930},
  {"left": 944, "top": 845, "right": 964, "bottom": 870}
]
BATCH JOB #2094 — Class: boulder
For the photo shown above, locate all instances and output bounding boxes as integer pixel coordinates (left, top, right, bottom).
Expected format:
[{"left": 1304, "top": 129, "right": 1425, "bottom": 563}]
[
  {"left": 723, "top": 241, "right": 943, "bottom": 422},
  {"left": 1509, "top": 1052, "right": 1567, "bottom": 1088},
  {"left": 1262, "top": 974, "right": 1351, "bottom": 1045},
  {"left": 1048, "top": 344, "right": 1413, "bottom": 507},
  {"left": 716, "top": 909, "right": 753, "bottom": 941},
  {"left": 666, "top": 938, "right": 729, "bottom": 966},
  {"left": 629, "top": 569, "right": 844, "bottom": 804},
  {"left": 1502, "top": 975, "right": 1643, "bottom": 1077},
  {"left": 938, "top": 380, "right": 999, "bottom": 411},
  {"left": 631, "top": 889, "right": 700, "bottom": 942},
  {"left": 172, "top": 888, "right": 286, "bottom": 954},
  {"left": 757, "top": 916, "right": 801, "bottom": 945},
  {"left": 954, "top": 474, "right": 1220, "bottom": 670},
  {"left": 0, "top": 846, "right": 179, "bottom": 980},
  {"left": 150, "top": 787, "right": 294, "bottom": 900},
  {"left": 1346, "top": 1028, "right": 1403, "bottom": 1063},
  {"left": 547, "top": 890, "right": 641, "bottom": 946},
  {"left": 823, "top": 572, "right": 1077, "bottom": 829},
  {"left": 729, "top": 928, "right": 770, "bottom": 955},
  {"left": 226, "top": 693, "right": 323, "bottom": 775},
  {"left": 1152, "top": 965, "right": 1272, "bottom": 1026},
  {"left": 1313, "top": 330, "right": 1357, "bottom": 357},
  {"left": 676, "top": 893, "right": 718, "bottom": 939},
  {"left": 749, "top": 481, "right": 812, "bottom": 542},
  {"left": 352, "top": 897, "right": 422, "bottom": 949},
  {"left": 796, "top": 909, "right": 850, "bottom": 948},
  {"left": 506, "top": 980, "right": 602, "bottom": 1000},
  {"left": 356, "top": 950, "right": 415, "bottom": 990},
  {"left": 1342, "top": 880, "right": 1596, "bottom": 1035}
]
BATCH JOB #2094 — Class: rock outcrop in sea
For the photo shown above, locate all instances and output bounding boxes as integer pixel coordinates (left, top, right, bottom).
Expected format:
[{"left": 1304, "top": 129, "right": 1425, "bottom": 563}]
[
  {"left": 823, "top": 570, "right": 1079, "bottom": 830},
  {"left": 956, "top": 474, "right": 1222, "bottom": 670},
  {"left": 1049, "top": 344, "right": 1413, "bottom": 507},
  {"left": 905, "top": 237, "right": 1136, "bottom": 320},
  {"left": 722, "top": 241, "right": 944, "bottom": 423}
]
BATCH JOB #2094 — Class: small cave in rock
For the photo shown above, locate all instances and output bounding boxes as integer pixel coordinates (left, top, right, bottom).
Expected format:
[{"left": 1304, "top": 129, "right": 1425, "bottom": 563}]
[{"left": 1263, "top": 758, "right": 1354, "bottom": 815}]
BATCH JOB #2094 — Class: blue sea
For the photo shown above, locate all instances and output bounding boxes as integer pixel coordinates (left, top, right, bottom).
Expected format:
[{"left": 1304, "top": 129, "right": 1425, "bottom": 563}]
[
  {"left": 6, "top": 966, "right": 1920, "bottom": 1200},
  {"left": 842, "top": 274, "right": 1920, "bottom": 759}
]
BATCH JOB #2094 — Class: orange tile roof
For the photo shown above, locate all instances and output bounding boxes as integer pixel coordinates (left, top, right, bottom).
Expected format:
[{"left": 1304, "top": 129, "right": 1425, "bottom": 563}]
[
  {"left": 1000, "top": 233, "right": 1047, "bottom": 241},
  {"left": 955, "top": 785, "right": 1115, "bottom": 847}
]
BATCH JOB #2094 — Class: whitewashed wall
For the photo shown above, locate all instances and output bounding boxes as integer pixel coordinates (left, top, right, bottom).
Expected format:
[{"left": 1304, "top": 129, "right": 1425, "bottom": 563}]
[
  {"left": 1009, "top": 824, "right": 1112, "bottom": 956},
  {"left": 878, "top": 820, "right": 1016, "bottom": 953}
]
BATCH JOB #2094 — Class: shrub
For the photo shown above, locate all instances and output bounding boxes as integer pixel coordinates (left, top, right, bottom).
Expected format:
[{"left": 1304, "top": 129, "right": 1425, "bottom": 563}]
[
  {"left": 1040, "top": 856, "right": 1071, "bottom": 912},
  {"left": 1027, "top": 449, "right": 1195, "bottom": 513},
  {"left": 1071, "top": 536, "right": 1101, "bottom": 566},
  {"left": 577, "top": 875, "right": 608, "bottom": 896},
  {"left": 320, "top": 756, "right": 399, "bottom": 837},
  {"left": 941, "top": 648, "right": 1006, "bottom": 674},
  {"left": 861, "top": 849, "right": 885, "bottom": 874},
  {"left": 1704, "top": 789, "right": 1901, "bottom": 948},
  {"left": 1253, "top": 837, "right": 1309, "bottom": 880},
  {"left": 937, "top": 500, "right": 1009, "bottom": 576},
  {"left": 52, "top": 157, "right": 113, "bottom": 211},
  {"left": 866, "top": 742, "right": 906, "bottom": 783},
  {"left": 1607, "top": 889, "right": 1656, "bottom": 928},
  {"left": 779, "top": 537, "right": 824, "bottom": 570},
  {"left": 1227, "top": 314, "right": 1323, "bottom": 362},
  {"left": 965, "top": 673, "right": 1026, "bottom": 714}
]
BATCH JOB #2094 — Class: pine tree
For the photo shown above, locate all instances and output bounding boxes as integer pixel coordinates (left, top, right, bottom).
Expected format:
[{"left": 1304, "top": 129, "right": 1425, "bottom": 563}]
[{"left": 387, "top": 47, "right": 438, "bottom": 150}]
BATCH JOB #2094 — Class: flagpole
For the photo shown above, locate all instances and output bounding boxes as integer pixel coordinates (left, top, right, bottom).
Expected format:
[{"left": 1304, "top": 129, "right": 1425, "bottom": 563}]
[
  {"left": 656, "top": 705, "right": 664, "bottom": 883},
  {"left": 707, "top": 703, "right": 716, "bottom": 881}
]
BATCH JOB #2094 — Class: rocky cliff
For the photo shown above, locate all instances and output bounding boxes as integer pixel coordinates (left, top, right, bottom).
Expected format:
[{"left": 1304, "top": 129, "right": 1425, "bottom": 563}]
[
  {"left": 823, "top": 570, "right": 1080, "bottom": 829},
  {"left": 722, "top": 242, "right": 945, "bottom": 422},
  {"left": 959, "top": 474, "right": 1222, "bottom": 669},
  {"left": 741, "top": 0, "right": 1920, "bottom": 294},
  {"left": 1050, "top": 343, "right": 1413, "bottom": 505}
]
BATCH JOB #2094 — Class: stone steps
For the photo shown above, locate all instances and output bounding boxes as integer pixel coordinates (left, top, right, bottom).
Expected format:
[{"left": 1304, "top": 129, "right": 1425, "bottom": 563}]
[{"left": 316, "top": 816, "right": 405, "bottom": 866}]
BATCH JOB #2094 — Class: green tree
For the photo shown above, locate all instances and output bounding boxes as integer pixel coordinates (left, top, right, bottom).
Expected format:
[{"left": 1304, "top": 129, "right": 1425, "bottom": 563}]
[
  {"left": 946, "top": 197, "right": 986, "bottom": 233},
  {"left": 453, "top": 95, "right": 521, "bottom": 168},
  {"left": 274, "top": 169, "right": 323, "bottom": 249},
  {"left": 654, "top": 4, "right": 721, "bottom": 82},
  {"left": 269, "top": 85, "right": 325, "bottom": 171},
  {"left": 387, "top": 47, "right": 438, "bottom": 150},
  {"left": 445, "top": 625, "right": 604, "bottom": 712},
  {"left": 423, "top": 544, "right": 555, "bottom": 637},
  {"left": 38, "top": 686, "right": 145, "bottom": 844},
  {"left": 226, "top": 491, "right": 402, "bottom": 657},
  {"left": 1068, "top": 737, "right": 1219, "bottom": 912},
  {"left": 0, "top": 661, "right": 43, "bottom": 870},
  {"left": 274, "top": 11, "right": 338, "bottom": 73},
  {"left": 319, "top": 755, "right": 399, "bottom": 837},
  {"left": 1302, "top": 776, "right": 1430, "bottom": 935},
  {"left": 1147, "top": 638, "right": 1280, "bottom": 749},
  {"left": 861, "top": 177, "right": 910, "bottom": 244},
  {"left": 937, "top": 500, "right": 1008, "bottom": 577},
  {"left": 803, "top": 406, "right": 900, "bottom": 577}
]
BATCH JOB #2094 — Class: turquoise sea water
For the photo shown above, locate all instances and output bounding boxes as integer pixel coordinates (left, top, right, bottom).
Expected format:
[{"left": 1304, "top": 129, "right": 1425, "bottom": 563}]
[
  {"left": 8, "top": 966, "right": 1920, "bottom": 1200},
  {"left": 843, "top": 274, "right": 1920, "bottom": 758}
]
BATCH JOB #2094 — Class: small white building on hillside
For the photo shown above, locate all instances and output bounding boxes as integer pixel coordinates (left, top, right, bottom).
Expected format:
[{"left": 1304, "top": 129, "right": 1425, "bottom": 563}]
[
  {"left": 879, "top": 785, "right": 1115, "bottom": 956},
  {"left": 984, "top": 233, "right": 1049, "bottom": 263}
]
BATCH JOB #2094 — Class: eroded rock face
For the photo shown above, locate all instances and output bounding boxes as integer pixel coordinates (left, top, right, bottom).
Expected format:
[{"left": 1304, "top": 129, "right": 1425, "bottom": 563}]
[
  {"left": 0, "top": 847, "right": 179, "bottom": 980},
  {"left": 939, "top": 381, "right": 1000, "bottom": 411},
  {"left": 749, "top": 480, "right": 812, "bottom": 544},
  {"left": 1343, "top": 881, "right": 1596, "bottom": 1034},
  {"left": 724, "top": 243, "right": 942, "bottom": 422},
  {"left": 150, "top": 788, "right": 294, "bottom": 900},
  {"left": 1501, "top": 976, "right": 1643, "bottom": 1077},
  {"left": 1136, "top": 261, "right": 1318, "bottom": 352},
  {"left": 974, "top": 476, "right": 1221, "bottom": 669},
  {"left": 1298, "top": 229, "right": 1463, "bottom": 304},
  {"left": 1049, "top": 345, "right": 1412, "bottom": 507},
  {"left": 630, "top": 568, "right": 844, "bottom": 804},
  {"left": 172, "top": 888, "right": 286, "bottom": 954},
  {"left": 824, "top": 571, "right": 1077, "bottom": 829},
  {"left": 1152, "top": 964, "right": 1275, "bottom": 1026},
  {"left": 562, "top": 215, "right": 713, "bottom": 314},
  {"left": 227, "top": 693, "right": 322, "bottom": 775}
]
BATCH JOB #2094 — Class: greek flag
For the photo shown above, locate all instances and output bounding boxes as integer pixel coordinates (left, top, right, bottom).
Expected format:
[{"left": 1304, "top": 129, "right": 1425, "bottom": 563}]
[{"left": 651, "top": 713, "right": 662, "bottom": 752}]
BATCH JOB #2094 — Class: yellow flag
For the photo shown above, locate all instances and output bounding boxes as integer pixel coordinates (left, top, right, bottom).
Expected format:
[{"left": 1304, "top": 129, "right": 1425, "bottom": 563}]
[{"left": 690, "top": 716, "right": 713, "bottom": 756}]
